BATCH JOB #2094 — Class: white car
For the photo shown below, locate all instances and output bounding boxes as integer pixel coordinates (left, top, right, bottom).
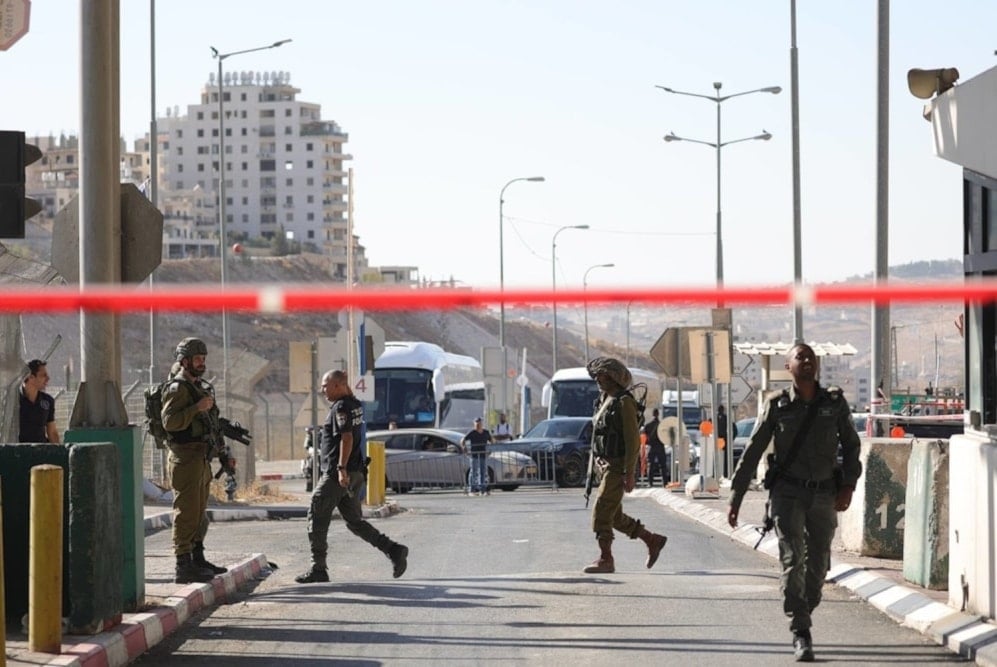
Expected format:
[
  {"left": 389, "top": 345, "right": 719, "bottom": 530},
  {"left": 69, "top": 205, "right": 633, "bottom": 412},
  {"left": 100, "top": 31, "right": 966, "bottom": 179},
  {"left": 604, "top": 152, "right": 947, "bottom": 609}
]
[{"left": 366, "top": 428, "right": 538, "bottom": 493}]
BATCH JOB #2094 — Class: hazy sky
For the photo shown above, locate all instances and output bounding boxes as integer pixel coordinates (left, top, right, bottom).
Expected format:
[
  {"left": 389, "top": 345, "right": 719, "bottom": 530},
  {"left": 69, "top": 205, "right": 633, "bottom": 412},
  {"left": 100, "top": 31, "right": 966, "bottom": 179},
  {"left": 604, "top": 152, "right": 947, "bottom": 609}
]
[{"left": 3, "top": 1, "right": 991, "bottom": 290}]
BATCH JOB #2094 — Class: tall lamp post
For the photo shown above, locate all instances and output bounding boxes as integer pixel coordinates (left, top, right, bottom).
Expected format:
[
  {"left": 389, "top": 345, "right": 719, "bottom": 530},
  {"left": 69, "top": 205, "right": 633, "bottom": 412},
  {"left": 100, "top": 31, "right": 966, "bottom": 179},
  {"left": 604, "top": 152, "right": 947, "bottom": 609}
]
[
  {"left": 583, "top": 263, "right": 614, "bottom": 362},
  {"left": 551, "top": 223, "right": 588, "bottom": 374},
  {"left": 498, "top": 176, "right": 545, "bottom": 348},
  {"left": 210, "top": 38, "right": 291, "bottom": 412},
  {"left": 656, "top": 82, "right": 779, "bottom": 307}
]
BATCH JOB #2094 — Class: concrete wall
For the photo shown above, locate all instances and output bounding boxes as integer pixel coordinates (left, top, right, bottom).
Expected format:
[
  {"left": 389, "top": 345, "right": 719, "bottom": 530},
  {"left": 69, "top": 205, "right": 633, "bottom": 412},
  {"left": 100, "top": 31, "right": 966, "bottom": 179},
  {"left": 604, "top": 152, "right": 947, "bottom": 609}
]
[{"left": 840, "top": 438, "right": 912, "bottom": 558}]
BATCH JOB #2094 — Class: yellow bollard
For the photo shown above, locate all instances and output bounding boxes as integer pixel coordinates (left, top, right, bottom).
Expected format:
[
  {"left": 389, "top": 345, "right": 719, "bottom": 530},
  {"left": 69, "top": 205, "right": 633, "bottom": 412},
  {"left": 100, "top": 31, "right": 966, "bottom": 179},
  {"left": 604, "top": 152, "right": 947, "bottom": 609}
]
[
  {"left": 366, "top": 440, "right": 386, "bottom": 506},
  {"left": 29, "top": 464, "right": 63, "bottom": 654},
  {"left": 1, "top": 476, "right": 6, "bottom": 667}
]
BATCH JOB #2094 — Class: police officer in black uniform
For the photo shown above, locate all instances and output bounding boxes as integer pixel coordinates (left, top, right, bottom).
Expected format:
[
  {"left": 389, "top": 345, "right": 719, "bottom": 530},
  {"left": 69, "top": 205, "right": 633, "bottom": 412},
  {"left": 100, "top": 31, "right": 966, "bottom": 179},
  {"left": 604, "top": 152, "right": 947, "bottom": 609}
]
[
  {"left": 296, "top": 369, "right": 409, "bottom": 583},
  {"left": 643, "top": 408, "right": 668, "bottom": 487},
  {"left": 727, "top": 343, "right": 862, "bottom": 662}
]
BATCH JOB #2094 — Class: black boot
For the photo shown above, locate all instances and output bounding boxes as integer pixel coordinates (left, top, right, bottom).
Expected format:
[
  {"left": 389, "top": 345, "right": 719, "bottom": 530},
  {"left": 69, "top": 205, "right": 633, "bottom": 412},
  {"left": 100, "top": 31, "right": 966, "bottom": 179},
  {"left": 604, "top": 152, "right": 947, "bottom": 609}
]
[
  {"left": 175, "top": 553, "right": 216, "bottom": 584},
  {"left": 193, "top": 542, "right": 228, "bottom": 574},
  {"left": 387, "top": 543, "right": 408, "bottom": 578}
]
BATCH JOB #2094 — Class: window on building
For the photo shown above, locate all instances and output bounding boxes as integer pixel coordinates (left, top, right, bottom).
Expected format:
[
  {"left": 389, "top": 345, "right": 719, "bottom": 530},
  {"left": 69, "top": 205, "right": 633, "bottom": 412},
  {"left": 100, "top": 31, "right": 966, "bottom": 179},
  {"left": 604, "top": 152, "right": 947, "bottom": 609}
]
[
  {"left": 242, "top": 196, "right": 249, "bottom": 205},
  {"left": 241, "top": 145, "right": 248, "bottom": 154},
  {"left": 196, "top": 112, "right": 203, "bottom": 120},
  {"left": 285, "top": 126, "right": 292, "bottom": 135},
  {"left": 306, "top": 142, "right": 313, "bottom": 151},
  {"left": 242, "top": 213, "right": 249, "bottom": 222},
  {"left": 242, "top": 179, "right": 249, "bottom": 187},
  {"left": 197, "top": 163, "right": 204, "bottom": 172},
  {"left": 284, "top": 161, "right": 293, "bottom": 170},
  {"left": 285, "top": 195, "right": 293, "bottom": 206},
  {"left": 260, "top": 159, "right": 276, "bottom": 172},
  {"left": 307, "top": 212, "right": 314, "bottom": 221},
  {"left": 285, "top": 108, "right": 292, "bottom": 117},
  {"left": 241, "top": 93, "right": 247, "bottom": 102},
  {"left": 242, "top": 162, "right": 248, "bottom": 171},
  {"left": 197, "top": 129, "right": 204, "bottom": 138},
  {"left": 307, "top": 194, "right": 314, "bottom": 204},
  {"left": 306, "top": 177, "right": 314, "bottom": 186},
  {"left": 286, "top": 213, "right": 293, "bottom": 222},
  {"left": 307, "top": 230, "right": 315, "bottom": 239},
  {"left": 286, "top": 178, "right": 293, "bottom": 186},
  {"left": 306, "top": 160, "right": 313, "bottom": 169},
  {"left": 177, "top": 164, "right": 184, "bottom": 173},
  {"left": 285, "top": 143, "right": 292, "bottom": 152},
  {"left": 241, "top": 128, "right": 247, "bottom": 136},
  {"left": 212, "top": 128, "right": 218, "bottom": 137}
]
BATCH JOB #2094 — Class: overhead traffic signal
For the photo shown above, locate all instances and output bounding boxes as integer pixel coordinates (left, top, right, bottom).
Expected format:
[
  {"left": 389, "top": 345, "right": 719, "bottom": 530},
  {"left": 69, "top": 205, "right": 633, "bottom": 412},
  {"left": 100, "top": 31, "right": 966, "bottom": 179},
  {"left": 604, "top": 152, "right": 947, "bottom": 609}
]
[{"left": 0, "top": 130, "right": 43, "bottom": 238}]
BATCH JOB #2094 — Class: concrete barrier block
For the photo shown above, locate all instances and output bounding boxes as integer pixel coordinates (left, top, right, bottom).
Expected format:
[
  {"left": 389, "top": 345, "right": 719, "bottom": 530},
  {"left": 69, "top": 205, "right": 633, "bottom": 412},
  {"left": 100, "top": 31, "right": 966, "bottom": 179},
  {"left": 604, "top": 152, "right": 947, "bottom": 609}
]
[
  {"left": 67, "top": 442, "right": 123, "bottom": 634},
  {"left": 840, "top": 438, "right": 911, "bottom": 558},
  {"left": 902, "top": 439, "right": 949, "bottom": 589},
  {"left": 948, "top": 430, "right": 997, "bottom": 621}
]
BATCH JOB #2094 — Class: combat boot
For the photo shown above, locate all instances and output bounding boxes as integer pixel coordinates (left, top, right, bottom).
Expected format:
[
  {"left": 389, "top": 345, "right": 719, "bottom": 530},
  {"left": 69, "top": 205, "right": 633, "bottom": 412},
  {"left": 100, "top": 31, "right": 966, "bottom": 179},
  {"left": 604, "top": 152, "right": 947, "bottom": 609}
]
[
  {"left": 638, "top": 528, "right": 668, "bottom": 569},
  {"left": 175, "top": 553, "right": 215, "bottom": 584},
  {"left": 193, "top": 541, "right": 228, "bottom": 574},
  {"left": 583, "top": 538, "right": 615, "bottom": 574}
]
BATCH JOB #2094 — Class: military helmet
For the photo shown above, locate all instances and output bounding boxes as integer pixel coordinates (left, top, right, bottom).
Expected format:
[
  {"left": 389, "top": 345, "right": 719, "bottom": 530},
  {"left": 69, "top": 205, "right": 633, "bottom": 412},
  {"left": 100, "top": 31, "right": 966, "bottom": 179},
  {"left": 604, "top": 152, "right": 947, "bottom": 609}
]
[
  {"left": 175, "top": 337, "right": 208, "bottom": 360},
  {"left": 586, "top": 356, "right": 632, "bottom": 389}
]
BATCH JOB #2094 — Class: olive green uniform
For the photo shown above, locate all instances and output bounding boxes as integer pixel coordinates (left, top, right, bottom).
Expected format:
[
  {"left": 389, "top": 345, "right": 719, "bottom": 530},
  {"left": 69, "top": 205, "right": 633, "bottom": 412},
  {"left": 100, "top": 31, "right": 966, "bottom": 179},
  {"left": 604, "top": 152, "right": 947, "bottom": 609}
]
[
  {"left": 730, "top": 384, "right": 862, "bottom": 633},
  {"left": 591, "top": 391, "right": 644, "bottom": 541},
  {"left": 161, "top": 365, "right": 216, "bottom": 557}
]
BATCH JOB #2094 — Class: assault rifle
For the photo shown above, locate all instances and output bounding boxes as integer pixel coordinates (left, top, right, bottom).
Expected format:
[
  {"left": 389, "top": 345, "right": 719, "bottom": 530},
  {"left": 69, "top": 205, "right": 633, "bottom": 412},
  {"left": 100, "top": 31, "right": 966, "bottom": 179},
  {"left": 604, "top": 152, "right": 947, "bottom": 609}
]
[{"left": 204, "top": 413, "right": 253, "bottom": 480}]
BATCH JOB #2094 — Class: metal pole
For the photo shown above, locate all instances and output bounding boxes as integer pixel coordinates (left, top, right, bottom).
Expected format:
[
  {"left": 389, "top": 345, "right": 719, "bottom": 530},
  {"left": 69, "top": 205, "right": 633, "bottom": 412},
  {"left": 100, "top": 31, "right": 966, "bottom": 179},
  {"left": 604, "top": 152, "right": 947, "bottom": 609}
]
[
  {"left": 217, "top": 55, "right": 230, "bottom": 416},
  {"left": 872, "top": 0, "right": 891, "bottom": 419},
  {"left": 790, "top": 0, "right": 804, "bottom": 342},
  {"left": 499, "top": 191, "right": 506, "bottom": 349},
  {"left": 551, "top": 224, "right": 587, "bottom": 374},
  {"left": 148, "top": 0, "right": 158, "bottom": 386},
  {"left": 583, "top": 279, "right": 590, "bottom": 363},
  {"left": 626, "top": 301, "right": 631, "bottom": 365},
  {"left": 715, "top": 83, "right": 724, "bottom": 308}
]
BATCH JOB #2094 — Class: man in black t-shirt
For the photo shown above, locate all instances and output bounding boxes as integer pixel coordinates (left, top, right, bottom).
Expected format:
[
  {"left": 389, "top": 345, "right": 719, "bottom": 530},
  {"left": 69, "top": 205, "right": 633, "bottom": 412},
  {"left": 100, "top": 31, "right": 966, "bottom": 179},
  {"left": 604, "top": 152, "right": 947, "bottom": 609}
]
[
  {"left": 18, "top": 359, "right": 59, "bottom": 443},
  {"left": 296, "top": 370, "right": 409, "bottom": 584},
  {"left": 462, "top": 417, "right": 494, "bottom": 495}
]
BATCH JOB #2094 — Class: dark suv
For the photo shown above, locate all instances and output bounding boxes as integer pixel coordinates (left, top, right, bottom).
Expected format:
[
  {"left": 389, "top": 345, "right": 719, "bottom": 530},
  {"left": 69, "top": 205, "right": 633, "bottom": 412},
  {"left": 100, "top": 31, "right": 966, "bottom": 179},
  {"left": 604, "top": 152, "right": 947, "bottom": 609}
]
[{"left": 495, "top": 417, "right": 592, "bottom": 487}]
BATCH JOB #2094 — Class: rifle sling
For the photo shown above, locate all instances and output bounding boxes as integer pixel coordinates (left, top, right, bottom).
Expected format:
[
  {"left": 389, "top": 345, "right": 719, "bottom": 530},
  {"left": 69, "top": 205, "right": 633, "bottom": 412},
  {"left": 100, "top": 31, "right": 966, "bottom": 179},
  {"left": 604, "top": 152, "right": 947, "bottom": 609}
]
[{"left": 770, "top": 397, "right": 820, "bottom": 484}]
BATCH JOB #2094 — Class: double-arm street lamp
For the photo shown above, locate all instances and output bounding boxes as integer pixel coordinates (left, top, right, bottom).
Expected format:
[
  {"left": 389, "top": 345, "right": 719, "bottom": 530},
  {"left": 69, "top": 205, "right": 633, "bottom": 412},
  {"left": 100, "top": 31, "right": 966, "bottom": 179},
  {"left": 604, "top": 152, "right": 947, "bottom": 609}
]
[
  {"left": 551, "top": 224, "right": 589, "bottom": 374},
  {"left": 656, "top": 82, "right": 779, "bottom": 307},
  {"left": 583, "top": 263, "right": 614, "bottom": 362},
  {"left": 210, "top": 38, "right": 291, "bottom": 411},
  {"left": 498, "top": 176, "right": 545, "bottom": 349}
]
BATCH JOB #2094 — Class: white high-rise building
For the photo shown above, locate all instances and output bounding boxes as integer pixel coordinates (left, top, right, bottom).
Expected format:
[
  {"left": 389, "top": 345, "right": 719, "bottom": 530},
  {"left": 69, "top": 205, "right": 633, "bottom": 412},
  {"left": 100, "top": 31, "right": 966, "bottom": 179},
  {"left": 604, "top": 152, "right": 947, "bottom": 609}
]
[{"left": 158, "top": 70, "right": 358, "bottom": 278}]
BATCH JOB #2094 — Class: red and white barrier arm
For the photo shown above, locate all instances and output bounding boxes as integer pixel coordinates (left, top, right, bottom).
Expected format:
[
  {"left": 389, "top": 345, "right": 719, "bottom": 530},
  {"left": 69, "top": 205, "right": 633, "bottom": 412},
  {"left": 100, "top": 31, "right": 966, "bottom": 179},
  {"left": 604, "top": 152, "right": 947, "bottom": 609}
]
[{"left": 0, "top": 281, "right": 993, "bottom": 314}]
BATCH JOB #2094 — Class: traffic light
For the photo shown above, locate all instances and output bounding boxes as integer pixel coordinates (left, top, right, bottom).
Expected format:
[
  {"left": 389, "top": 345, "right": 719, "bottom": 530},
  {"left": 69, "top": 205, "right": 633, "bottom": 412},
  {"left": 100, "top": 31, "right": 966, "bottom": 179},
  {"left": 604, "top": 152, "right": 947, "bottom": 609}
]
[{"left": 0, "top": 130, "right": 43, "bottom": 238}]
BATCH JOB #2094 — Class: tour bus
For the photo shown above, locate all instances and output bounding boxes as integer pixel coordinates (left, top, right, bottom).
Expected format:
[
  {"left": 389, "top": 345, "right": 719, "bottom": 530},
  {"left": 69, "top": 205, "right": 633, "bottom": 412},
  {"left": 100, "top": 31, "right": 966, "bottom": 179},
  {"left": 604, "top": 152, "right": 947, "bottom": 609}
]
[
  {"left": 364, "top": 341, "right": 486, "bottom": 431},
  {"left": 541, "top": 366, "right": 663, "bottom": 423}
]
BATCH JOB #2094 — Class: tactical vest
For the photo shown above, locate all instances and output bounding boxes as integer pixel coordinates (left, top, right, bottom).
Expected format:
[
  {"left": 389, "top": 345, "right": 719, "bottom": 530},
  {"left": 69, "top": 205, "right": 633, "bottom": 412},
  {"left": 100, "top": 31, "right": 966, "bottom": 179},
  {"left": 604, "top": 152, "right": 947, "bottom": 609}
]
[
  {"left": 165, "top": 378, "right": 217, "bottom": 444},
  {"left": 592, "top": 391, "right": 632, "bottom": 459}
]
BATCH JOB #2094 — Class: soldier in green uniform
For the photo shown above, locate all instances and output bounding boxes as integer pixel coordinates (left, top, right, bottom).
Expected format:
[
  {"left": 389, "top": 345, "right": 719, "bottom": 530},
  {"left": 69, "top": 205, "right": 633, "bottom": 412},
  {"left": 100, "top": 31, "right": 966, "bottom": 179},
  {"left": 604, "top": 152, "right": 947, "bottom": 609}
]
[
  {"left": 583, "top": 357, "right": 668, "bottom": 574},
  {"left": 161, "top": 337, "right": 229, "bottom": 584},
  {"left": 727, "top": 343, "right": 862, "bottom": 662}
]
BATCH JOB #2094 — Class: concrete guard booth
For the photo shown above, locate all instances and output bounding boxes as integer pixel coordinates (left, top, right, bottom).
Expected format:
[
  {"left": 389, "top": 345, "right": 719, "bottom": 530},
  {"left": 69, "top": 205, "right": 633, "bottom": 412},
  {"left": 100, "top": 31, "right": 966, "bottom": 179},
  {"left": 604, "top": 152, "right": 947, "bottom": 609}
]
[{"left": 923, "top": 64, "right": 997, "bottom": 622}]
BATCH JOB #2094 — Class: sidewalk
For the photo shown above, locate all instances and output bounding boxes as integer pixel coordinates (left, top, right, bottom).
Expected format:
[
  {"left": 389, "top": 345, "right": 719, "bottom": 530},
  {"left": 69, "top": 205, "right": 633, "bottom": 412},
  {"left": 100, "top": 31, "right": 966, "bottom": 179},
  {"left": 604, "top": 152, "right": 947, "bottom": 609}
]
[
  {"left": 4, "top": 460, "right": 397, "bottom": 667},
  {"left": 630, "top": 481, "right": 997, "bottom": 666}
]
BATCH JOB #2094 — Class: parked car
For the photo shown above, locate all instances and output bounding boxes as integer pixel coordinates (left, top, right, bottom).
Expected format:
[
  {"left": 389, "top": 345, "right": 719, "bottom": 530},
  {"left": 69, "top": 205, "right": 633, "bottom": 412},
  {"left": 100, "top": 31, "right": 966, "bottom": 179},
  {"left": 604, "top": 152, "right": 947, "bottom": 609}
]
[
  {"left": 498, "top": 417, "right": 592, "bottom": 487},
  {"left": 731, "top": 417, "right": 756, "bottom": 468},
  {"left": 366, "top": 428, "right": 537, "bottom": 493}
]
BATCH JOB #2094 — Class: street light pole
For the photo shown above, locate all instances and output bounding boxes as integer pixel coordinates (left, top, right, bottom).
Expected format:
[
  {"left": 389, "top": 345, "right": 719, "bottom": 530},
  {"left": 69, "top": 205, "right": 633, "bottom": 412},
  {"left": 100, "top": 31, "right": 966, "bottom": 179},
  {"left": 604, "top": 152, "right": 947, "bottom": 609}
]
[
  {"left": 551, "top": 223, "right": 588, "bottom": 374},
  {"left": 583, "top": 263, "right": 614, "bottom": 362},
  {"left": 498, "top": 176, "right": 545, "bottom": 349},
  {"left": 210, "top": 38, "right": 290, "bottom": 413},
  {"left": 657, "top": 82, "right": 779, "bottom": 306}
]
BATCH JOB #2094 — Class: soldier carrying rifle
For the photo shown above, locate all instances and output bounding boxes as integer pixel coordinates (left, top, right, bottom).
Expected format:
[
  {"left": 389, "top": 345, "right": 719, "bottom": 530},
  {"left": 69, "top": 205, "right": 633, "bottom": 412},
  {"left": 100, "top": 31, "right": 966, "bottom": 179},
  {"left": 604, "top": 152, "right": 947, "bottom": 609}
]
[{"left": 161, "top": 337, "right": 238, "bottom": 584}]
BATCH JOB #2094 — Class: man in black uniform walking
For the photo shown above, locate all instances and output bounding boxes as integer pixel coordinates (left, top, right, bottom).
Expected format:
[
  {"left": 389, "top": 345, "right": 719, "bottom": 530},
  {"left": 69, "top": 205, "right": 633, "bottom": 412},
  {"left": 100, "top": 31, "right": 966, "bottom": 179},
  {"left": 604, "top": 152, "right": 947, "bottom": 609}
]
[
  {"left": 296, "top": 370, "right": 409, "bottom": 583},
  {"left": 727, "top": 343, "right": 862, "bottom": 662},
  {"left": 643, "top": 408, "right": 668, "bottom": 487}
]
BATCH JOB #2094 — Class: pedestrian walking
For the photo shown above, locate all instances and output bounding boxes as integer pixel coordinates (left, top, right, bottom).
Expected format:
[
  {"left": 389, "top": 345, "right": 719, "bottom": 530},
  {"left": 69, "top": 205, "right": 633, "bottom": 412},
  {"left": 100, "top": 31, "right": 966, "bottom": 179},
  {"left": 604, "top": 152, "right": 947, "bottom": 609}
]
[
  {"left": 583, "top": 356, "right": 668, "bottom": 574},
  {"left": 461, "top": 417, "right": 493, "bottom": 495},
  {"left": 296, "top": 370, "right": 408, "bottom": 583},
  {"left": 727, "top": 343, "right": 863, "bottom": 662},
  {"left": 643, "top": 408, "right": 669, "bottom": 487}
]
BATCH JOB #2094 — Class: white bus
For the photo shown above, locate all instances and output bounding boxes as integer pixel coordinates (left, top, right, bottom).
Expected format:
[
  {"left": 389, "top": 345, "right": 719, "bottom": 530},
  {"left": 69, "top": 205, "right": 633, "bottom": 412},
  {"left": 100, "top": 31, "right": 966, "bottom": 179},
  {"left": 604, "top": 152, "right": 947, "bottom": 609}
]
[
  {"left": 364, "top": 341, "right": 486, "bottom": 431},
  {"left": 661, "top": 389, "right": 707, "bottom": 433},
  {"left": 541, "top": 366, "right": 663, "bottom": 423}
]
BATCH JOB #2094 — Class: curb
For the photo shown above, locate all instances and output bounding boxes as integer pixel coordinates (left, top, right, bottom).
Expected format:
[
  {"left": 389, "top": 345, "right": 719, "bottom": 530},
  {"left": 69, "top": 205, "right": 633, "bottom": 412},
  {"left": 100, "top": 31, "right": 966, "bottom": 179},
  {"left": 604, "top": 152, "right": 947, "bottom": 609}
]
[
  {"left": 32, "top": 554, "right": 270, "bottom": 667},
  {"left": 636, "top": 488, "right": 997, "bottom": 666},
  {"left": 258, "top": 472, "right": 306, "bottom": 481},
  {"left": 144, "top": 501, "right": 400, "bottom": 533}
]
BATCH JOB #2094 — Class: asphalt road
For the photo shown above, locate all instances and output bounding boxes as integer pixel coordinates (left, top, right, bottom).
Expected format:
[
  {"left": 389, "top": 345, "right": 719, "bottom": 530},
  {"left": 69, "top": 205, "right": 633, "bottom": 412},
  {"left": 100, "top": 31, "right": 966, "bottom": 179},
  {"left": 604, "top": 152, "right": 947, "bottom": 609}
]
[{"left": 134, "top": 486, "right": 965, "bottom": 665}]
